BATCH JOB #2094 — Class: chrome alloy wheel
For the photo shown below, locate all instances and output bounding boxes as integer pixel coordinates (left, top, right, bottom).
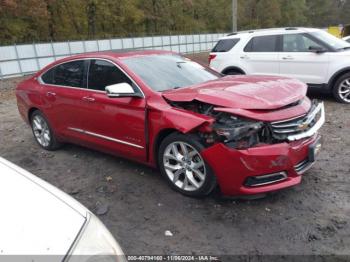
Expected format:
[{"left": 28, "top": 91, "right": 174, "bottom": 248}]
[
  {"left": 339, "top": 78, "right": 350, "bottom": 103},
  {"left": 32, "top": 115, "right": 51, "bottom": 147},
  {"left": 163, "top": 141, "right": 206, "bottom": 191}
]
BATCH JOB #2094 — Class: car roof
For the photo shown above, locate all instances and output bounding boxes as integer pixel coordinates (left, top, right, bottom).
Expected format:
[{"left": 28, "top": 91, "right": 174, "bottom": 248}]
[
  {"left": 61, "top": 49, "right": 174, "bottom": 61},
  {"left": 220, "top": 27, "right": 321, "bottom": 40},
  {"left": 34, "top": 50, "right": 177, "bottom": 74},
  {"left": 36, "top": 49, "right": 175, "bottom": 75}
]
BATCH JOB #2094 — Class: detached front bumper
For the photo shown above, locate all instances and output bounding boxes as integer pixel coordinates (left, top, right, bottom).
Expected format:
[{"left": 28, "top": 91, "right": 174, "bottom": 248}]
[{"left": 202, "top": 134, "right": 321, "bottom": 196}]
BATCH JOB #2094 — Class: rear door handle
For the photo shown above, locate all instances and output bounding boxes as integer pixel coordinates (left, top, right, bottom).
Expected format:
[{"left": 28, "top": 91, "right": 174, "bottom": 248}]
[
  {"left": 82, "top": 96, "right": 95, "bottom": 102},
  {"left": 282, "top": 56, "right": 294, "bottom": 60},
  {"left": 46, "top": 92, "right": 56, "bottom": 97},
  {"left": 240, "top": 55, "right": 250, "bottom": 60}
]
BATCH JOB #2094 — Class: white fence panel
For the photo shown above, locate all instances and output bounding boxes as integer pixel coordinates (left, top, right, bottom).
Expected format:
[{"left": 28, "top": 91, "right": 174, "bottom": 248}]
[
  {"left": 0, "top": 32, "right": 228, "bottom": 79},
  {"left": 0, "top": 46, "right": 17, "bottom": 61},
  {"left": 69, "top": 41, "right": 85, "bottom": 54}
]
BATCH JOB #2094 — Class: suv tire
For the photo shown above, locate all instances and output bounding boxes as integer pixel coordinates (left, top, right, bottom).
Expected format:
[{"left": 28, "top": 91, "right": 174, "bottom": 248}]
[{"left": 333, "top": 73, "right": 350, "bottom": 104}]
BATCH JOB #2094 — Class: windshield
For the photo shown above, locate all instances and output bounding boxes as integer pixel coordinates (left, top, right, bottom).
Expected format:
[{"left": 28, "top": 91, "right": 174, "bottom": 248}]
[
  {"left": 310, "top": 30, "right": 350, "bottom": 50},
  {"left": 122, "top": 54, "right": 220, "bottom": 91}
]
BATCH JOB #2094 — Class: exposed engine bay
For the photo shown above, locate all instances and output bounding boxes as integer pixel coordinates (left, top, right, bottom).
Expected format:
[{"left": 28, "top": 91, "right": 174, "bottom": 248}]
[{"left": 169, "top": 99, "right": 324, "bottom": 150}]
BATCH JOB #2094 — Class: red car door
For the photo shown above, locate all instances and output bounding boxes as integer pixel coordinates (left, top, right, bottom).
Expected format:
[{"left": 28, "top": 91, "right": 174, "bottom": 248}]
[
  {"left": 39, "top": 60, "right": 88, "bottom": 138},
  {"left": 77, "top": 59, "right": 147, "bottom": 161}
]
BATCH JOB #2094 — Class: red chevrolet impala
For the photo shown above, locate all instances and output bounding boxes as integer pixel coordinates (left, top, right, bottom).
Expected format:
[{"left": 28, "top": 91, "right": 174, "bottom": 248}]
[{"left": 16, "top": 50, "right": 324, "bottom": 197}]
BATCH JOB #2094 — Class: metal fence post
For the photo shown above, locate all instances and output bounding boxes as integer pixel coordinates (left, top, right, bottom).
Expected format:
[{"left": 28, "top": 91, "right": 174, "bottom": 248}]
[
  {"left": 82, "top": 40, "right": 87, "bottom": 53},
  {"left": 33, "top": 43, "right": 40, "bottom": 71},
  {"left": 68, "top": 40, "right": 72, "bottom": 55},
  {"left": 142, "top": 36, "right": 145, "bottom": 50},
  {"left": 169, "top": 32, "right": 172, "bottom": 52},
  {"left": 151, "top": 34, "right": 154, "bottom": 50},
  {"left": 131, "top": 36, "right": 135, "bottom": 50},
  {"left": 96, "top": 40, "right": 100, "bottom": 51},
  {"left": 205, "top": 34, "right": 208, "bottom": 52},
  {"left": 14, "top": 44, "right": 23, "bottom": 76},
  {"left": 50, "top": 41, "right": 56, "bottom": 61},
  {"left": 109, "top": 38, "right": 112, "bottom": 50},
  {"left": 121, "top": 36, "right": 124, "bottom": 50},
  {"left": 161, "top": 35, "right": 164, "bottom": 50},
  {"left": 192, "top": 34, "right": 195, "bottom": 54}
]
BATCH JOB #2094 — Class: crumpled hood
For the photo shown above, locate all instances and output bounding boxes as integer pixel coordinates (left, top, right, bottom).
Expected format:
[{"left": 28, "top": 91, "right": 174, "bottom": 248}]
[{"left": 162, "top": 75, "right": 307, "bottom": 110}]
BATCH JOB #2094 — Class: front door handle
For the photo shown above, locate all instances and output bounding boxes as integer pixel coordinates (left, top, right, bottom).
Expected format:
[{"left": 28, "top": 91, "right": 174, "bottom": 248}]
[
  {"left": 82, "top": 96, "right": 95, "bottom": 102},
  {"left": 46, "top": 92, "right": 56, "bottom": 97}
]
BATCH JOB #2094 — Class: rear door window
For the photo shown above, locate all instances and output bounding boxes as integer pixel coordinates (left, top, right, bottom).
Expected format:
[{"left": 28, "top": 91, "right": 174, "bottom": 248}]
[
  {"left": 212, "top": 39, "right": 240, "bottom": 52},
  {"left": 41, "top": 60, "right": 86, "bottom": 88},
  {"left": 244, "top": 35, "right": 278, "bottom": 52}
]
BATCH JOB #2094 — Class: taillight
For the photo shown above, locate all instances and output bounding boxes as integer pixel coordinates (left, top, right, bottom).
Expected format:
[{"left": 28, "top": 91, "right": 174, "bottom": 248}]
[{"left": 208, "top": 54, "right": 217, "bottom": 64}]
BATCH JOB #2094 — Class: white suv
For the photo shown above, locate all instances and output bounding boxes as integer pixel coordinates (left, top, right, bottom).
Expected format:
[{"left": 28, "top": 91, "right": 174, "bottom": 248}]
[{"left": 209, "top": 28, "right": 350, "bottom": 103}]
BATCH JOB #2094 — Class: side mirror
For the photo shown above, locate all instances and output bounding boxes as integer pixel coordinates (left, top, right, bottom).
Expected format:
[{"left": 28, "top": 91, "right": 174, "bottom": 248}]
[
  {"left": 105, "top": 83, "right": 142, "bottom": 98},
  {"left": 309, "top": 46, "right": 326, "bottom": 54}
]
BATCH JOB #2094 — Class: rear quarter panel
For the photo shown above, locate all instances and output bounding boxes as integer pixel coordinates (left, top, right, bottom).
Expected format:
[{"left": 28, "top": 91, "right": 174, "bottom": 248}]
[{"left": 16, "top": 77, "right": 44, "bottom": 124}]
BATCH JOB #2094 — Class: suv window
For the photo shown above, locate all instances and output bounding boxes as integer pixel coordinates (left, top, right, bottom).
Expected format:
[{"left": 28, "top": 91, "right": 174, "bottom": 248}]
[
  {"left": 41, "top": 60, "right": 85, "bottom": 88},
  {"left": 212, "top": 39, "right": 240, "bottom": 52},
  {"left": 244, "top": 35, "right": 278, "bottom": 52},
  {"left": 282, "top": 34, "right": 324, "bottom": 52},
  {"left": 88, "top": 60, "right": 132, "bottom": 91}
]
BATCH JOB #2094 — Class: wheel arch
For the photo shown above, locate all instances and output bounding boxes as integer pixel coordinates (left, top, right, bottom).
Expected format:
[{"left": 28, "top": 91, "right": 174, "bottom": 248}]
[
  {"left": 28, "top": 107, "right": 40, "bottom": 122},
  {"left": 328, "top": 67, "right": 350, "bottom": 90},
  {"left": 221, "top": 66, "right": 246, "bottom": 75},
  {"left": 153, "top": 128, "right": 179, "bottom": 168}
]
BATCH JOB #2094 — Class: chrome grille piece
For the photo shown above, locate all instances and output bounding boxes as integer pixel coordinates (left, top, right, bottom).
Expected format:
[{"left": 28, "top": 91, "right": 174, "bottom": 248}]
[
  {"left": 294, "top": 158, "right": 313, "bottom": 174},
  {"left": 271, "top": 101, "right": 325, "bottom": 141}
]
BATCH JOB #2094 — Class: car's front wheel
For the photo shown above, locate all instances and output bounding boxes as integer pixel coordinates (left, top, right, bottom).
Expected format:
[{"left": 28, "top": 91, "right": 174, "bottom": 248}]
[
  {"left": 158, "top": 133, "right": 216, "bottom": 197},
  {"left": 30, "top": 110, "right": 62, "bottom": 150},
  {"left": 333, "top": 73, "right": 350, "bottom": 104}
]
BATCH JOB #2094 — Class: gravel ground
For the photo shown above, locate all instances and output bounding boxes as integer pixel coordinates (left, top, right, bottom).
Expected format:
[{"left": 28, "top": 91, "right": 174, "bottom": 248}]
[{"left": 0, "top": 53, "right": 349, "bottom": 259}]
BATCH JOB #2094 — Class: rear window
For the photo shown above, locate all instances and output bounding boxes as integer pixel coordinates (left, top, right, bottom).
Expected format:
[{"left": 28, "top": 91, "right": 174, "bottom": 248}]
[
  {"left": 244, "top": 35, "right": 278, "bottom": 52},
  {"left": 41, "top": 60, "right": 85, "bottom": 88},
  {"left": 212, "top": 39, "right": 240, "bottom": 52}
]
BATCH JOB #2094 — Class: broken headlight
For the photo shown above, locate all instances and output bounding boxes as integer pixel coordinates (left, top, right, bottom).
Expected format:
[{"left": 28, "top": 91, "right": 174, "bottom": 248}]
[{"left": 211, "top": 114, "right": 264, "bottom": 149}]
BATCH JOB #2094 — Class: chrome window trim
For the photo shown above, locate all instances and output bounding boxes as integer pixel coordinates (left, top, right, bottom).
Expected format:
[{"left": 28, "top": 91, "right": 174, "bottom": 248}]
[
  {"left": 38, "top": 57, "right": 145, "bottom": 98},
  {"left": 68, "top": 127, "right": 144, "bottom": 149}
]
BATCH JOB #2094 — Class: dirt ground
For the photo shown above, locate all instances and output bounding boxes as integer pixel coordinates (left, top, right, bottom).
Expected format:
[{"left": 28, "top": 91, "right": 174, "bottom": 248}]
[{"left": 0, "top": 53, "right": 349, "bottom": 259}]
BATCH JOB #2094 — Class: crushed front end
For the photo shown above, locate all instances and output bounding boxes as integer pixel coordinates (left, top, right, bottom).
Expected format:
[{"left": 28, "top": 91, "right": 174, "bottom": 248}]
[{"left": 171, "top": 99, "right": 325, "bottom": 196}]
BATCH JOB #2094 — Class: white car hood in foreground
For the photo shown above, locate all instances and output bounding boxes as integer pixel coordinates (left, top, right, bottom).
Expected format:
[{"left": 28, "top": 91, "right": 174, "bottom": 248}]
[{"left": 0, "top": 158, "right": 87, "bottom": 260}]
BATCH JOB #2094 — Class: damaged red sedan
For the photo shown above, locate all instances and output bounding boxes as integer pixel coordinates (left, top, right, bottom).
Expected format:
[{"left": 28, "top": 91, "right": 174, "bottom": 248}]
[{"left": 16, "top": 50, "right": 324, "bottom": 197}]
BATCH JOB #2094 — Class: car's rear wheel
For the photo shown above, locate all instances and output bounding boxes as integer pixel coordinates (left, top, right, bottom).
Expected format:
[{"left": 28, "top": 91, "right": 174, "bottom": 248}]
[
  {"left": 30, "top": 110, "right": 62, "bottom": 150},
  {"left": 333, "top": 73, "right": 350, "bottom": 104},
  {"left": 158, "top": 133, "right": 216, "bottom": 197}
]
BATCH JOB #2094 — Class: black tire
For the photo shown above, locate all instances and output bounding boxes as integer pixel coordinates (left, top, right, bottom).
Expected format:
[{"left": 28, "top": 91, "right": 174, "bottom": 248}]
[
  {"left": 158, "top": 132, "right": 217, "bottom": 198},
  {"left": 332, "top": 72, "right": 350, "bottom": 104},
  {"left": 224, "top": 69, "right": 244, "bottom": 75},
  {"left": 30, "top": 110, "right": 62, "bottom": 150}
]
